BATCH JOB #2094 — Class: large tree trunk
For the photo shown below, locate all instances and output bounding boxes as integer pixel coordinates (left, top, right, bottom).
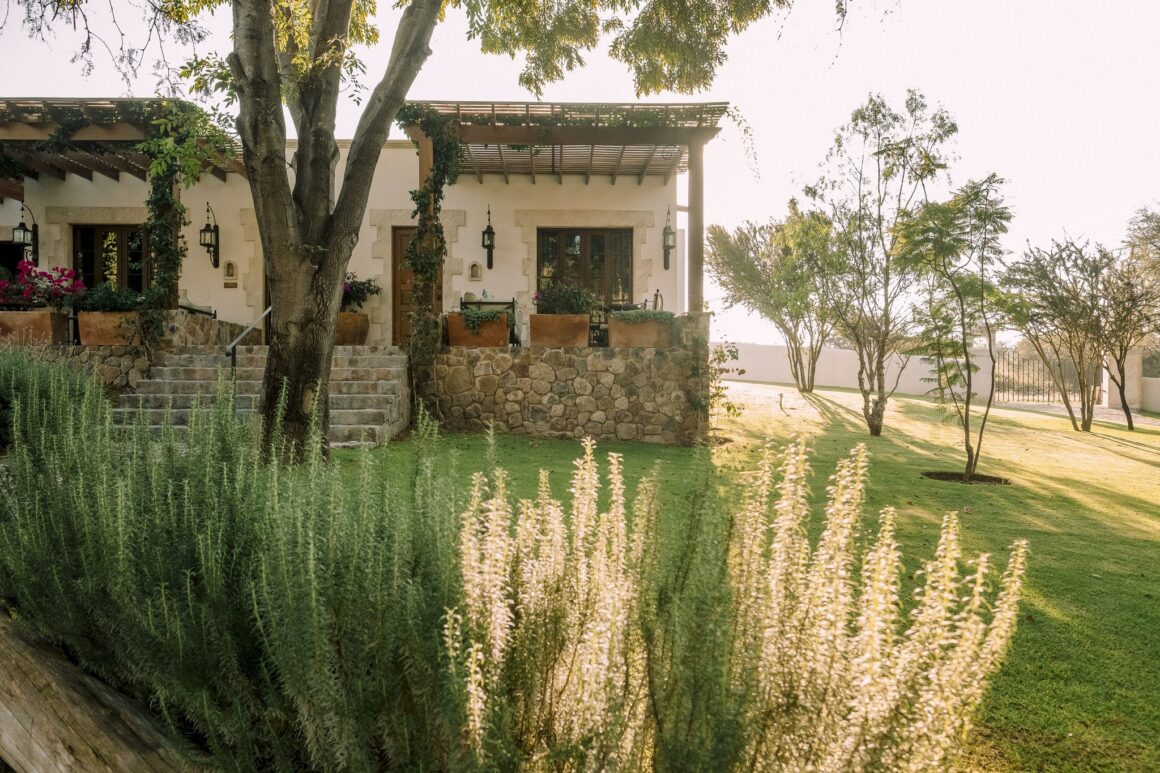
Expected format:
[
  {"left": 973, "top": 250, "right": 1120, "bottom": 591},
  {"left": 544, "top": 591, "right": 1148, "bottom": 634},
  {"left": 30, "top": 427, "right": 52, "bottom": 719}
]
[
  {"left": 229, "top": 0, "right": 441, "bottom": 457},
  {"left": 0, "top": 610, "right": 200, "bottom": 772}
]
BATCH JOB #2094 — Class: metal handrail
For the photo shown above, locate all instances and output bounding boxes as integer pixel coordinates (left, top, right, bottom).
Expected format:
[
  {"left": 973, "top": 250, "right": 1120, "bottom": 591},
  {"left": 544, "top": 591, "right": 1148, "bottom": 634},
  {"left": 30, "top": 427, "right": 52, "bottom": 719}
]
[{"left": 226, "top": 305, "right": 272, "bottom": 375}]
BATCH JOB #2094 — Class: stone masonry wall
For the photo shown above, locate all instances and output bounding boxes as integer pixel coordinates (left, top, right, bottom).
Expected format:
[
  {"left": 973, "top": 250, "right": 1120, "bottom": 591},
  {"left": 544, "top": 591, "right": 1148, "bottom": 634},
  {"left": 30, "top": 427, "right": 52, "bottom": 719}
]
[
  {"left": 427, "top": 335, "right": 710, "bottom": 445},
  {"left": 27, "top": 312, "right": 262, "bottom": 391},
  {"left": 33, "top": 345, "right": 150, "bottom": 391}
]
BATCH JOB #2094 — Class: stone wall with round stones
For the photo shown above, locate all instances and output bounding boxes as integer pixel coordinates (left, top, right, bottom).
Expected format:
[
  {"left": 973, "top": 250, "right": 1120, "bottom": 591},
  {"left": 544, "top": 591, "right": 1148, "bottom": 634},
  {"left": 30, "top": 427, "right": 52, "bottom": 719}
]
[{"left": 426, "top": 338, "right": 710, "bottom": 446}]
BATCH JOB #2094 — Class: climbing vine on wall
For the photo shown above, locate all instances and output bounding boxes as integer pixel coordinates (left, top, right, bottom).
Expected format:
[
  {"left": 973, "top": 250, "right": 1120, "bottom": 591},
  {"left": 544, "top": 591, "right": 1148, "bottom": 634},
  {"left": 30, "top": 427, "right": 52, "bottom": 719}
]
[{"left": 396, "top": 104, "right": 460, "bottom": 413}]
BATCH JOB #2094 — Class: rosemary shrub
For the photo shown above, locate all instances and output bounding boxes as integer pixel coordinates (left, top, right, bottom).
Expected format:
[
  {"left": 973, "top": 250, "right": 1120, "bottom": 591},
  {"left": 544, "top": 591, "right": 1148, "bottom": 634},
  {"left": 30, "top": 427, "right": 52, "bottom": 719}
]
[{"left": 0, "top": 353, "right": 1027, "bottom": 771}]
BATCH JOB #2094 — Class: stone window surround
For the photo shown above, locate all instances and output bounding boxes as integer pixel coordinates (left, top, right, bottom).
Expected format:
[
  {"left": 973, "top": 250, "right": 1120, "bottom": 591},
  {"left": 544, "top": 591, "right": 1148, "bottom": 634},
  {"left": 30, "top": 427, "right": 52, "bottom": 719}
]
[
  {"left": 43, "top": 206, "right": 149, "bottom": 270},
  {"left": 513, "top": 209, "right": 656, "bottom": 315}
]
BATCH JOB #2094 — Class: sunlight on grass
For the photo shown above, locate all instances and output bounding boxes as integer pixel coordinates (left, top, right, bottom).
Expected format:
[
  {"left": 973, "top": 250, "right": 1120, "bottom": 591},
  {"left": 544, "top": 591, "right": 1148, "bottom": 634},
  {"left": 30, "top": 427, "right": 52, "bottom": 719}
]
[{"left": 713, "top": 381, "right": 1160, "bottom": 773}]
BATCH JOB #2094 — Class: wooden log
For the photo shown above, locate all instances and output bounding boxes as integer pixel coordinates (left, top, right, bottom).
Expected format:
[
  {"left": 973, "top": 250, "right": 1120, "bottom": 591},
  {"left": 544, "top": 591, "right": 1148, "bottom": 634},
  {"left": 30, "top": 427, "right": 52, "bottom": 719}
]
[{"left": 0, "top": 609, "right": 203, "bottom": 772}]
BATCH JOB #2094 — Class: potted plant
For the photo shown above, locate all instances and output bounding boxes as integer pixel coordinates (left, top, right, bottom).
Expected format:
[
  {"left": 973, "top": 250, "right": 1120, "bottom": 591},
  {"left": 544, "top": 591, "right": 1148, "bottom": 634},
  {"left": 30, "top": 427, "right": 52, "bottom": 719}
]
[
  {"left": 337, "top": 273, "right": 381, "bottom": 345},
  {"left": 530, "top": 282, "right": 596, "bottom": 347},
  {"left": 0, "top": 260, "right": 83, "bottom": 345},
  {"left": 608, "top": 309, "right": 675, "bottom": 348},
  {"left": 74, "top": 283, "right": 145, "bottom": 345},
  {"left": 446, "top": 308, "right": 509, "bottom": 347}
]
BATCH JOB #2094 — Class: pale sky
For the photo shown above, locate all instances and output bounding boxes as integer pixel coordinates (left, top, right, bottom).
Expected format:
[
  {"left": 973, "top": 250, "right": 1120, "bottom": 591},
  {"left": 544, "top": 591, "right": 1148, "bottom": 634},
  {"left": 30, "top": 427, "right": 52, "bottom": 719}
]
[{"left": 2, "top": 1, "right": 1158, "bottom": 343}]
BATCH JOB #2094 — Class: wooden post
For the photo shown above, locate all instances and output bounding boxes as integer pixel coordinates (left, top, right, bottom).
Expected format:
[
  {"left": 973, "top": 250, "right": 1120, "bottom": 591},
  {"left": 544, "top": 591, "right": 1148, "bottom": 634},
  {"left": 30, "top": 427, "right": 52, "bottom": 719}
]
[{"left": 687, "top": 140, "right": 705, "bottom": 313}]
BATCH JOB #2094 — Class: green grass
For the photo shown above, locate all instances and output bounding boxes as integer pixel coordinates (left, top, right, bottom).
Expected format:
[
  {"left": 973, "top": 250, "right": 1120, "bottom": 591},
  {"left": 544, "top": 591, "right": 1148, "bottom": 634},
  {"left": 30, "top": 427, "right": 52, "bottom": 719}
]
[{"left": 345, "top": 385, "right": 1160, "bottom": 772}]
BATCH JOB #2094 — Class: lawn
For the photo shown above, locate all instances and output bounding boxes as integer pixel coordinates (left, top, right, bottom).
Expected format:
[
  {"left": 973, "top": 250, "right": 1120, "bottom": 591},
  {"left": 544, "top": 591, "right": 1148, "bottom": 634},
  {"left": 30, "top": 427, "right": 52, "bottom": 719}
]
[{"left": 346, "top": 382, "right": 1160, "bottom": 773}]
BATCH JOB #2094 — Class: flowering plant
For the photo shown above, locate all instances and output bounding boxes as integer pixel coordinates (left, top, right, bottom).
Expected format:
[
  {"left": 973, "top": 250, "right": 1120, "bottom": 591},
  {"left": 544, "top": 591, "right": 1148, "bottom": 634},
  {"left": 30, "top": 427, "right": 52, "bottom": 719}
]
[
  {"left": 341, "top": 273, "right": 382, "bottom": 312},
  {"left": 0, "top": 261, "right": 86, "bottom": 310}
]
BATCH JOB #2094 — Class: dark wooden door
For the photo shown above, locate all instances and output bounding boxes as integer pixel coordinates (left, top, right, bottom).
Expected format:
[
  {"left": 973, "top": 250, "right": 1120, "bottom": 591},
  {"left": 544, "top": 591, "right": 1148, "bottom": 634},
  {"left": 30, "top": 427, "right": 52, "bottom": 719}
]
[{"left": 392, "top": 226, "right": 441, "bottom": 345}]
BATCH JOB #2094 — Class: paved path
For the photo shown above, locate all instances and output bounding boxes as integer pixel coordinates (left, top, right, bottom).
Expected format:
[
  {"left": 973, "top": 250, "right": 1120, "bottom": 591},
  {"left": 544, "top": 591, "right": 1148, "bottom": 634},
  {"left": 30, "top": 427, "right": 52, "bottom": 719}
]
[{"left": 996, "top": 401, "right": 1160, "bottom": 428}]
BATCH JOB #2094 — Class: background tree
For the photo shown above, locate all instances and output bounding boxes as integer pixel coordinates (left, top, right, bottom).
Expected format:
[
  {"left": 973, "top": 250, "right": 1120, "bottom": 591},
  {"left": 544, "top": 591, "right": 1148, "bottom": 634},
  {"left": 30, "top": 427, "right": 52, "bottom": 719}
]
[
  {"left": 1001, "top": 239, "right": 1108, "bottom": 432},
  {"left": 805, "top": 90, "right": 958, "bottom": 435},
  {"left": 1098, "top": 251, "right": 1160, "bottom": 430},
  {"left": 896, "top": 174, "right": 1011, "bottom": 481},
  {"left": 1127, "top": 205, "right": 1160, "bottom": 271},
  {"left": 706, "top": 200, "right": 834, "bottom": 393},
  {"left": 7, "top": 0, "right": 854, "bottom": 456}
]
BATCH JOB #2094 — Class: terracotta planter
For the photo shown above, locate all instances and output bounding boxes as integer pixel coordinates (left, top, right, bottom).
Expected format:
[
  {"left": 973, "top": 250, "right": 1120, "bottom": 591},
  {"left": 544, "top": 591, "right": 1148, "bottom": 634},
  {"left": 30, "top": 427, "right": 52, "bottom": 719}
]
[
  {"left": 530, "top": 314, "right": 590, "bottom": 347},
  {"left": 335, "top": 312, "right": 370, "bottom": 345},
  {"left": 78, "top": 311, "right": 140, "bottom": 346},
  {"left": 608, "top": 317, "right": 671, "bottom": 348},
  {"left": 0, "top": 308, "right": 69, "bottom": 345},
  {"left": 447, "top": 312, "right": 508, "bottom": 347}
]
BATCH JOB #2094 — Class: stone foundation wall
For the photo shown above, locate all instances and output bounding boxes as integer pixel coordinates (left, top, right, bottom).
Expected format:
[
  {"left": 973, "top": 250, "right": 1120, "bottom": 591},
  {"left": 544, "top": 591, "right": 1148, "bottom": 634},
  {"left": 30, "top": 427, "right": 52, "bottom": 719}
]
[
  {"left": 159, "top": 310, "right": 263, "bottom": 349},
  {"left": 426, "top": 315, "right": 711, "bottom": 445},
  {"left": 26, "top": 311, "right": 262, "bottom": 391},
  {"left": 33, "top": 345, "right": 150, "bottom": 391}
]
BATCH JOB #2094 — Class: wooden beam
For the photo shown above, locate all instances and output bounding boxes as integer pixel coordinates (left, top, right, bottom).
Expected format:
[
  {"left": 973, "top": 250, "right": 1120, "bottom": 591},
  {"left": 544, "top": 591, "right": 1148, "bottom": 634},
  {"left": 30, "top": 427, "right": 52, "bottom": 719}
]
[
  {"left": 463, "top": 143, "right": 482, "bottom": 183},
  {"left": 496, "top": 143, "right": 509, "bottom": 184},
  {"left": 688, "top": 140, "right": 705, "bottom": 312},
  {"left": 529, "top": 145, "right": 536, "bottom": 185},
  {"left": 0, "top": 179, "right": 24, "bottom": 201},
  {"left": 63, "top": 150, "right": 120, "bottom": 181},
  {"left": 585, "top": 145, "right": 594, "bottom": 185},
  {"left": 558, "top": 146, "right": 563, "bottom": 185},
  {"left": 0, "top": 122, "right": 146, "bottom": 141},
  {"left": 610, "top": 146, "right": 626, "bottom": 185},
  {"left": 637, "top": 145, "right": 658, "bottom": 185},
  {"left": 4, "top": 149, "right": 66, "bottom": 180},
  {"left": 456, "top": 124, "right": 719, "bottom": 147},
  {"left": 663, "top": 146, "right": 685, "bottom": 184},
  {"left": 94, "top": 146, "right": 148, "bottom": 181}
]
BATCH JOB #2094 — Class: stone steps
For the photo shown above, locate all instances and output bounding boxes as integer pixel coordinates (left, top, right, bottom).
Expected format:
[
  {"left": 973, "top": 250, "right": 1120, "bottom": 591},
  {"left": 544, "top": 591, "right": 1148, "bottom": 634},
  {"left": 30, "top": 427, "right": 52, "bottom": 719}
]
[{"left": 115, "top": 345, "right": 411, "bottom": 446}]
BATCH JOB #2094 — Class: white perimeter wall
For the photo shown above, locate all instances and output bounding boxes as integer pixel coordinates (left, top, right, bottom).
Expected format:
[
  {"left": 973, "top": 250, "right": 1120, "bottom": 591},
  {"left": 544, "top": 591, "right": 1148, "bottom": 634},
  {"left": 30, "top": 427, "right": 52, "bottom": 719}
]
[
  {"left": 1143, "top": 378, "right": 1160, "bottom": 412},
  {"left": 718, "top": 341, "right": 995, "bottom": 400}
]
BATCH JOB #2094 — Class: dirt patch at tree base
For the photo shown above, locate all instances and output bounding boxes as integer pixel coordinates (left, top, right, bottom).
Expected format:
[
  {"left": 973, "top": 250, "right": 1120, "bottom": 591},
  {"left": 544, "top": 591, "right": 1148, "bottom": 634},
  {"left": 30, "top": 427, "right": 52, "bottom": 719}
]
[{"left": 921, "top": 471, "right": 1012, "bottom": 485}]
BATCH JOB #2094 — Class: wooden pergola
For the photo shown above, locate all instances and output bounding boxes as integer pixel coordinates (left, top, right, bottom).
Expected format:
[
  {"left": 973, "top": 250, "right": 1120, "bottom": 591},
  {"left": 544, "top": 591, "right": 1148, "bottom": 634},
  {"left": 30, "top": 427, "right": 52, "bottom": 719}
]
[
  {"left": 403, "top": 101, "right": 727, "bottom": 311},
  {"left": 0, "top": 98, "right": 245, "bottom": 202}
]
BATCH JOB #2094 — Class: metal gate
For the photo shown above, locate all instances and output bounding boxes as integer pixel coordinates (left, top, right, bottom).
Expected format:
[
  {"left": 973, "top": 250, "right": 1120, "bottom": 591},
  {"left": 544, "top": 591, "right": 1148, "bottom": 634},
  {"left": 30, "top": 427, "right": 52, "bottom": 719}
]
[{"left": 993, "top": 349, "right": 1082, "bottom": 404}]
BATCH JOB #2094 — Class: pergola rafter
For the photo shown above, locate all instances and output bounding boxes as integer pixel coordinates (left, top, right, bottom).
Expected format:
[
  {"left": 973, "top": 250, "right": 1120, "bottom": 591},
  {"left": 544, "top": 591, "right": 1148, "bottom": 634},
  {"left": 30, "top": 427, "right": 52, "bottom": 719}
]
[{"left": 0, "top": 98, "right": 246, "bottom": 199}]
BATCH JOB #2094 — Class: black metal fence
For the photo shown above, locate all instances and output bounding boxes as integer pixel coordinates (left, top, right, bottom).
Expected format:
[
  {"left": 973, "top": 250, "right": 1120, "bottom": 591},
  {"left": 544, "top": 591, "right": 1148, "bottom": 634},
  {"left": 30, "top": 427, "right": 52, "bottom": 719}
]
[{"left": 993, "top": 349, "right": 1083, "bottom": 404}]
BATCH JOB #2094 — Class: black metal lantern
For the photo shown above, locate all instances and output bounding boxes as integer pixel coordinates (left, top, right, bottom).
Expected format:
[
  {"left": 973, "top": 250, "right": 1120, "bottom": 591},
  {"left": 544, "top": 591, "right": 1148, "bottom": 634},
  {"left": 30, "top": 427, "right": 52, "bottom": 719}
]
[
  {"left": 481, "top": 205, "right": 495, "bottom": 269},
  {"left": 199, "top": 203, "right": 220, "bottom": 268},
  {"left": 662, "top": 206, "right": 676, "bottom": 270},
  {"left": 13, "top": 204, "right": 38, "bottom": 265}
]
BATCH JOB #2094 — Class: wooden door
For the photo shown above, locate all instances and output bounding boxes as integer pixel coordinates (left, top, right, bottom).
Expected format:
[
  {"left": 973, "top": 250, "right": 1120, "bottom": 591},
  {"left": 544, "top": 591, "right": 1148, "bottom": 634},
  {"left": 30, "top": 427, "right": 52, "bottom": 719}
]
[{"left": 391, "top": 226, "right": 442, "bottom": 345}]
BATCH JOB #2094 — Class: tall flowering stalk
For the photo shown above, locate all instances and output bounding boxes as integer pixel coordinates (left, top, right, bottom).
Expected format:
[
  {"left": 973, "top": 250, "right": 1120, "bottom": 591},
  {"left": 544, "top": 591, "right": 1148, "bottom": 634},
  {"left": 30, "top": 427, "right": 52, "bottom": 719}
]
[
  {"left": 446, "top": 438, "right": 652, "bottom": 769},
  {"left": 729, "top": 441, "right": 1029, "bottom": 772}
]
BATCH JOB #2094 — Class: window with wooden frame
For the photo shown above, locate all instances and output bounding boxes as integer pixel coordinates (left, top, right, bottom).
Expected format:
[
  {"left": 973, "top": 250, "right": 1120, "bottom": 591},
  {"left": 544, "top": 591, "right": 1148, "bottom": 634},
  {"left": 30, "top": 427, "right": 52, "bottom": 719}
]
[
  {"left": 536, "top": 228, "right": 633, "bottom": 306},
  {"left": 73, "top": 225, "right": 151, "bottom": 292}
]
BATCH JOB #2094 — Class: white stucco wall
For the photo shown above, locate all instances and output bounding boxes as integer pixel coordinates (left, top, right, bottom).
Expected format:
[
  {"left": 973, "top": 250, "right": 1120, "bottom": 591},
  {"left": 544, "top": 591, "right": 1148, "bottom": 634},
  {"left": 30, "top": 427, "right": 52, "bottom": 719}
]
[
  {"left": 719, "top": 341, "right": 996, "bottom": 400},
  {"left": 13, "top": 138, "right": 683, "bottom": 344},
  {"left": 1142, "top": 378, "right": 1160, "bottom": 413},
  {"left": 1102, "top": 349, "right": 1144, "bottom": 409}
]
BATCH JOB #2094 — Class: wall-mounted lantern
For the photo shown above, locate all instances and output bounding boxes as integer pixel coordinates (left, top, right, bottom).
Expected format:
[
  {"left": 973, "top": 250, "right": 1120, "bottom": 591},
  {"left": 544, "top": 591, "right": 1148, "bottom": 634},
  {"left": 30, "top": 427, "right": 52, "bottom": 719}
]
[
  {"left": 662, "top": 206, "right": 676, "bottom": 270},
  {"left": 481, "top": 205, "right": 495, "bottom": 269},
  {"left": 199, "top": 203, "right": 220, "bottom": 268},
  {"left": 12, "top": 204, "right": 38, "bottom": 265}
]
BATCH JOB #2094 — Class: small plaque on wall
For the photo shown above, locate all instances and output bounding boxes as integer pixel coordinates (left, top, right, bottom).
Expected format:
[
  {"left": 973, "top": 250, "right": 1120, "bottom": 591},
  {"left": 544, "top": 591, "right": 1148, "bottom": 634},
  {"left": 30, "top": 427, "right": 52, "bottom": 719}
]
[{"left": 223, "top": 261, "right": 238, "bottom": 288}]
